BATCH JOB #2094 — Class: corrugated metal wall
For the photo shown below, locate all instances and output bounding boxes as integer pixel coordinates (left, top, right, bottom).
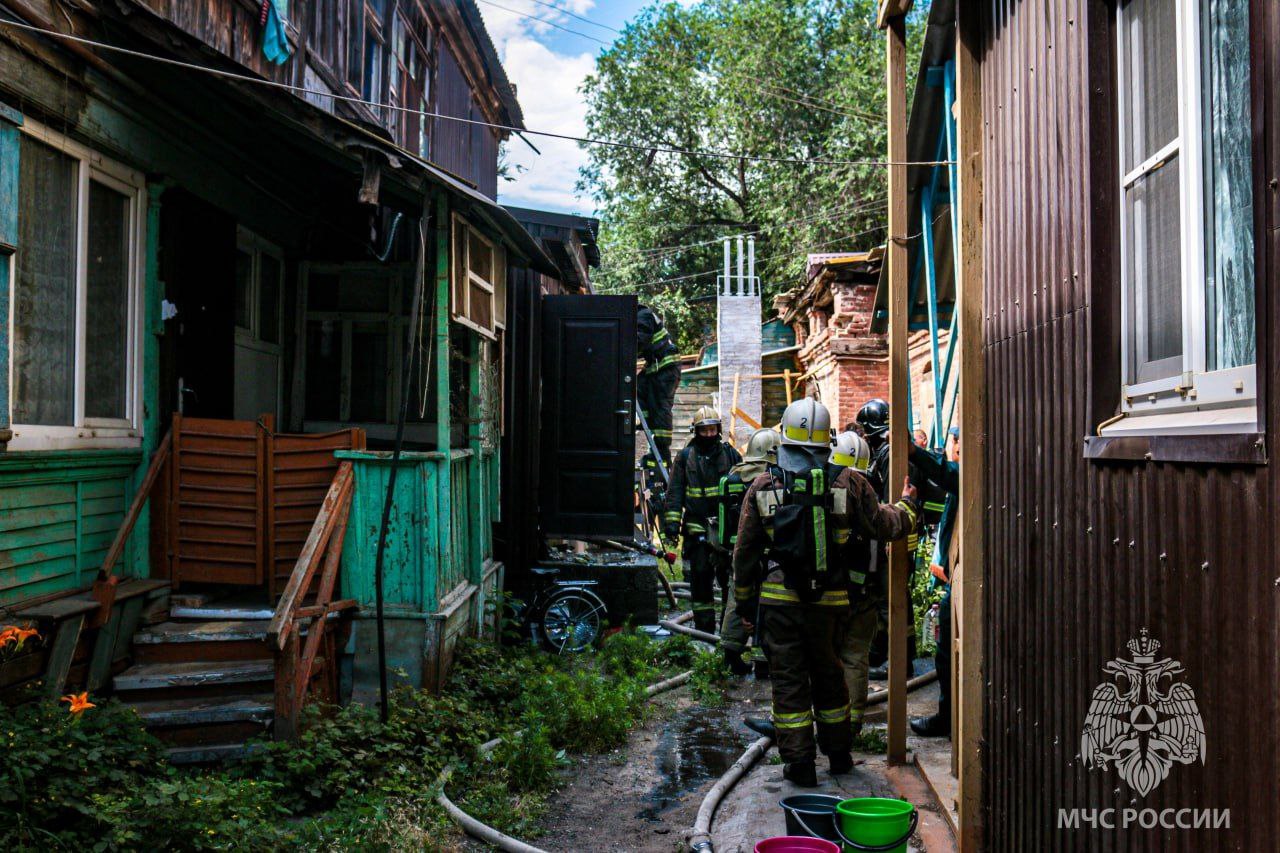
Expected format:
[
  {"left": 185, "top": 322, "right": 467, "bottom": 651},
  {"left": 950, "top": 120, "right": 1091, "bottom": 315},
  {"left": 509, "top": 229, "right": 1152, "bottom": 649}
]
[{"left": 980, "top": 0, "right": 1278, "bottom": 848}]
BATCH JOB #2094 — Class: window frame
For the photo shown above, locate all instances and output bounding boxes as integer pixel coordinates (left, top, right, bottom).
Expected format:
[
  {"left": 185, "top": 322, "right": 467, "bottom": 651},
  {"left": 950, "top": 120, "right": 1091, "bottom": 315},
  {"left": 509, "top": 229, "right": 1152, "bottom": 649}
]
[
  {"left": 450, "top": 215, "right": 505, "bottom": 340},
  {"left": 8, "top": 120, "right": 146, "bottom": 451},
  {"left": 234, "top": 228, "right": 285, "bottom": 354},
  {"left": 1111, "top": 0, "right": 1257, "bottom": 435},
  {"left": 299, "top": 264, "right": 416, "bottom": 429}
]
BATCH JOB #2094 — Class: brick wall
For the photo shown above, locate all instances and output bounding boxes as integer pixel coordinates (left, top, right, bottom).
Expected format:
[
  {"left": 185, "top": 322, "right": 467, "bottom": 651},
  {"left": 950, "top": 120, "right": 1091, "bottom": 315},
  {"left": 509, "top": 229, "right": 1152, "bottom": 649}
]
[{"left": 792, "top": 281, "right": 889, "bottom": 429}]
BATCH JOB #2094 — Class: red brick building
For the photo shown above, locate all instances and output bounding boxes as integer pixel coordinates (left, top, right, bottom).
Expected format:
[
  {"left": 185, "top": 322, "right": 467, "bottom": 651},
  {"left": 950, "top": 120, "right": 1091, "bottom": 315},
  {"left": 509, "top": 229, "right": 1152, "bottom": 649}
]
[{"left": 774, "top": 251, "right": 889, "bottom": 429}]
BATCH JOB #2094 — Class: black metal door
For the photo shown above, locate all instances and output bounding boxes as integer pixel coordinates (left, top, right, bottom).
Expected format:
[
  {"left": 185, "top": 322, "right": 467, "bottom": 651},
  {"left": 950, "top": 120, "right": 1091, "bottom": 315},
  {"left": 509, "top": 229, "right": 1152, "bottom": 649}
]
[{"left": 540, "top": 295, "right": 637, "bottom": 539}]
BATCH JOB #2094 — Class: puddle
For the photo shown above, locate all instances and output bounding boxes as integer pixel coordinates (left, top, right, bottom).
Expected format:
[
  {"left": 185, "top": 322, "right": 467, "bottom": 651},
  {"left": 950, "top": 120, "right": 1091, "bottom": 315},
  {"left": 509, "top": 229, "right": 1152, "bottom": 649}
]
[{"left": 637, "top": 706, "right": 746, "bottom": 820}]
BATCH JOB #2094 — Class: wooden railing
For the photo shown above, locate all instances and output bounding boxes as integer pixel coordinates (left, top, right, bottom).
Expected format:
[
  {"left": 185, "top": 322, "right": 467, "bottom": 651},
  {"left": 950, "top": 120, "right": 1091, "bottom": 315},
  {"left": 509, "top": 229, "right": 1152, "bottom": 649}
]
[{"left": 267, "top": 461, "right": 358, "bottom": 740}]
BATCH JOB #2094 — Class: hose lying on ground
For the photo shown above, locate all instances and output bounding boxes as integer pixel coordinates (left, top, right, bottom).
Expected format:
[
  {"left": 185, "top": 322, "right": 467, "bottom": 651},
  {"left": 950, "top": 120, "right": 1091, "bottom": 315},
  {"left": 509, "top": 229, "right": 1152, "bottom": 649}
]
[
  {"left": 687, "top": 735, "right": 774, "bottom": 853},
  {"left": 683, "top": 656, "right": 939, "bottom": 853},
  {"left": 659, "top": 618, "right": 720, "bottom": 644},
  {"left": 436, "top": 638, "right": 698, "bottom": 853}
]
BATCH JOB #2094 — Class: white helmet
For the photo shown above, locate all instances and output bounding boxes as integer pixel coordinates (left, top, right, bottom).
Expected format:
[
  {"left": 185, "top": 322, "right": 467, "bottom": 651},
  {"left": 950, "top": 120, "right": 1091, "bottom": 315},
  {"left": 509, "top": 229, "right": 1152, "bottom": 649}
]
[
  {"left": 831, "top": 430, "right": 871, "bottom": 472},
  {"left": 780, "top": 398, "right": 831, "bottom": 448},
  {"left": 744, "top": 428, "right": 781, "bottom": 463}
]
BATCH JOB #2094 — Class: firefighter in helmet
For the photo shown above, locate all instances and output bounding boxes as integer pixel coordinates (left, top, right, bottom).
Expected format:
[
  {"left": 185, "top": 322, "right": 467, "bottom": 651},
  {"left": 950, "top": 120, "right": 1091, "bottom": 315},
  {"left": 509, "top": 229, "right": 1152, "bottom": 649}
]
[
  {"left": 718, "top": 427, "right": 781, "bottom": 674},
  {"left": 734, "top": 398, "right": 918, "bottom": 787},
  {"left": 665, "top": 407, "right": 742, "bottom": 634},
  {"left": 636, "top": 305, "right": 681, "bottom": 469}
]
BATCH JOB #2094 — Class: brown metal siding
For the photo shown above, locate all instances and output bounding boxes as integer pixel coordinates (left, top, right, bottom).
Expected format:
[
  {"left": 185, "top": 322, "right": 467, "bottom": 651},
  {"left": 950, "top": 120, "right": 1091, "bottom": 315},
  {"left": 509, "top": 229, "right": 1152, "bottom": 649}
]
[
  {"left": 980, "top": 0, "right": 1278, "bottom": 849},
  {"left": 435, "top": 42, "right": 500, "bottom": 198}
]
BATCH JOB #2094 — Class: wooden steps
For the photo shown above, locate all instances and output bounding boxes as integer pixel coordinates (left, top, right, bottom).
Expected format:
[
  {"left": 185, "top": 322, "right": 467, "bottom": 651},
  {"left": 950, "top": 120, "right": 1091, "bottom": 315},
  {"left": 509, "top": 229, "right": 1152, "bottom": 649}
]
[{"left": 117, "top": 612, "right": 279, "bottom": 762}]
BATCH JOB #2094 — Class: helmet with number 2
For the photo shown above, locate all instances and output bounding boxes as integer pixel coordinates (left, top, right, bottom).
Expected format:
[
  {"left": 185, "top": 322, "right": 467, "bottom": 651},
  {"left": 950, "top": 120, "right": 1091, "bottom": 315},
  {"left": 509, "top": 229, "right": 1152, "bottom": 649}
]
[
  {"left": 832, "top": 431, "right": 872, "bottom": 472},
  {"left": 780, "top": 398, "right": 831, "bottom": 448}
]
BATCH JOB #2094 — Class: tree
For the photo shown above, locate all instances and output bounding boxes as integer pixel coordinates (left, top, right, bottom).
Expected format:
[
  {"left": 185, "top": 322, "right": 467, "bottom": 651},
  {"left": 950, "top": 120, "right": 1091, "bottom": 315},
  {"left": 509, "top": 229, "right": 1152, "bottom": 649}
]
[{"left": 579, "top": 0, "right": 917, "bottom": 352}]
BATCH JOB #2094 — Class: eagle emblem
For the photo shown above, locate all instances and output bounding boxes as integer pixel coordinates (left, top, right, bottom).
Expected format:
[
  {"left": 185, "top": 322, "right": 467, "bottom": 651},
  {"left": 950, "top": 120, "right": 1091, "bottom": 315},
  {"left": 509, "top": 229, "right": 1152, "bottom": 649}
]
[{"left": 1081, "top": 629, "right": 1205, "bottom": 797}]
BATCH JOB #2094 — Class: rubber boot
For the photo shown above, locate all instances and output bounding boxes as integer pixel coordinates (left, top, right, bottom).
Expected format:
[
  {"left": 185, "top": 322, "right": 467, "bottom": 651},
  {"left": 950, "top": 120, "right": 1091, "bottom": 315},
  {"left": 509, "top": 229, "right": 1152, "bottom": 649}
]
[
  {"left": 783, "top": 761, "right": 818, "bottom": 788},
  {"left": 693, "top": 609, "right": 717, "bottom": 634},
  {"left": 829, "top": 752, "right": 854, "bottom": 775},
  {"left": 724, "top": 648, "right": 752, "bottom": 676}
]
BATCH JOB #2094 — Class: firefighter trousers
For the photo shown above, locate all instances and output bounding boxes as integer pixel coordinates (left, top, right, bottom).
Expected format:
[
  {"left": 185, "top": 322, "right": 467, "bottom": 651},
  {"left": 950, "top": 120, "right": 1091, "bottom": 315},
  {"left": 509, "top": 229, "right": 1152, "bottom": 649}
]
[
  {"left": 840, "top": 597, "right": 880, "bottom": 730},
  {"left": 760, "top": 604, "right": 853, "bottom": 766},
  {"left": 684, "top": 540, "right": 726, "bottom": 634},
  {"left": 637, "top": 364, "right": 680, "bottom": 466}
]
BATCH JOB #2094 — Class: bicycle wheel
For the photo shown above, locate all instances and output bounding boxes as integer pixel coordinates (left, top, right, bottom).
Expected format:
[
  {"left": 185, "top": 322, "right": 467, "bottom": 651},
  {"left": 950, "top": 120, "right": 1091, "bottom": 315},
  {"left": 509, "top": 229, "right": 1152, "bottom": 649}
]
[{"left": 538, "top": 587, "right": 607, "bottom": 653}]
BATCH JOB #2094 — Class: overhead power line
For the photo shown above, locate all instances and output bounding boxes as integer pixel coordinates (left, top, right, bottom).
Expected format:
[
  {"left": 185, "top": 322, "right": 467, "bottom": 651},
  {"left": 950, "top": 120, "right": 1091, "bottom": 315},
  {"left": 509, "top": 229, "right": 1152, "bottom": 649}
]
[
  {"left": 0, "top": 18, "right": 952, "bottom": 169},
  {"left": 473, "top": 0, "right": 608, "bottom": 44},
  {"left": 604, "top": 197, "right": 889, "bottom": 264}
]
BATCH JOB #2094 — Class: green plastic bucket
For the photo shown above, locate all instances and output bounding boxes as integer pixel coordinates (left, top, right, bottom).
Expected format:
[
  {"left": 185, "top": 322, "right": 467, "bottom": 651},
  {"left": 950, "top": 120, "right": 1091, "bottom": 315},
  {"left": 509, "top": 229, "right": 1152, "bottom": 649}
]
[{"left": 833, "top": 798, "right": 917, "bottom": 853}]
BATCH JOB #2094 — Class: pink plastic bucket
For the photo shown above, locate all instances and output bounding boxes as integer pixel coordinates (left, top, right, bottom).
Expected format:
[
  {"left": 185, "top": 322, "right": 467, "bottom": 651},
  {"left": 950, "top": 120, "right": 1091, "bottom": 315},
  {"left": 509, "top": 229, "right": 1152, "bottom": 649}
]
[{"left": 754, "top": 837, "right": 841, "bottom": 853}]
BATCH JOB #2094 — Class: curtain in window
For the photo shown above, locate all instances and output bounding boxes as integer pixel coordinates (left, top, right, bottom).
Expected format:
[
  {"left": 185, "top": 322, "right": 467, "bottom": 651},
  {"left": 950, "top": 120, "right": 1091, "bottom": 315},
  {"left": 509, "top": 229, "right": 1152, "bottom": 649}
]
[
  {"left": 14, "top": 138, "right": 77, "bottom": 426},
  {"left": 1203, "top": 0, "right": 1254, "bottom": 370},
  {"left": 84, "top": 181, "right": 131, "bottom": 420}
]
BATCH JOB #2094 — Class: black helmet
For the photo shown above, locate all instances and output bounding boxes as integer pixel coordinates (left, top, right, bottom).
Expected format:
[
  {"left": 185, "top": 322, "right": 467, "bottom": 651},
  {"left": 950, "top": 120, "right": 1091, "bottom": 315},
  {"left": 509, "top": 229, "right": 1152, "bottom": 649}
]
[{"left": 856, "top": 398, "right": 890, "bottom": 438}]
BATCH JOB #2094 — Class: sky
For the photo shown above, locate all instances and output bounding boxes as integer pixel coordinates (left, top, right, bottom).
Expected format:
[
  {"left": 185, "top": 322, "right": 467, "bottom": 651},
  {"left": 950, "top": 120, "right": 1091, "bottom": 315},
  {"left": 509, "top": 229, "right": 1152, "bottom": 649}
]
[{"left": 476, "top": 0, "right": 653, "bottom": 216}]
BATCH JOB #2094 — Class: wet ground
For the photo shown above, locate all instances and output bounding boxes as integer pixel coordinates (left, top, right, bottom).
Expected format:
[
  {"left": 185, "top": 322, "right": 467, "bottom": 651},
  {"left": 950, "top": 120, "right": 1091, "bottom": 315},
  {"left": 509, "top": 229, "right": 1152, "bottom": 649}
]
[{"left": 532, "top": 677, "right": 770, "bottom": 852}]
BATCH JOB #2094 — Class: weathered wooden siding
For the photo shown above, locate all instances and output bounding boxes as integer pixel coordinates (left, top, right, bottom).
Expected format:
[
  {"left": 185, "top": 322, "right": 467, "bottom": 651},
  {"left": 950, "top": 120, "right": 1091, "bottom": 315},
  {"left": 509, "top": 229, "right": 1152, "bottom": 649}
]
[
  {"left": 979, "top": 0, "right": 1278, "bottom": 848},
  {"left": 0, "top": 453, "right": 139, "bottom": 604},
  {"left": 434, "top": 41, "right": 499, "bottom": 198}
]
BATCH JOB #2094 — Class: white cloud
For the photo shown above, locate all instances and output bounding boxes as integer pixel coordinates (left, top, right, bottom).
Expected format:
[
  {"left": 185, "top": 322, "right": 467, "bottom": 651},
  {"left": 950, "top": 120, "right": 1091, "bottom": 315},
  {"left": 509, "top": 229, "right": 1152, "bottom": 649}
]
[{"left": 478, "top": 0, "right": 603, "bottom": 215}]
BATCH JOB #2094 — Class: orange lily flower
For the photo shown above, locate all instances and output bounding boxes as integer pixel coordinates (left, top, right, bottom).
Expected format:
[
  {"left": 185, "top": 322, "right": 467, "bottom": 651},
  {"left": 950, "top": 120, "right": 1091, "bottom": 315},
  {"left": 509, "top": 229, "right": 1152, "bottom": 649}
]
[
  {"left": 61, "top": 692, "right": 96, "bottom": 714},
  {"left": 11, "top": 627, "right": 38, "bottom": 648}
]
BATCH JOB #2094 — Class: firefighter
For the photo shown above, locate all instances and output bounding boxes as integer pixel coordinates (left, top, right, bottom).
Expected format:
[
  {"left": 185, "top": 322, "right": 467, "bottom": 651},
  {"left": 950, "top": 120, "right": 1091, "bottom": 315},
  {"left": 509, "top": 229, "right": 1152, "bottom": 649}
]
[
  {"left": 718, "top": 427, "right": 781, "bottom": 675},
  {"left": 828, "top": 430, "right": 881, "bottom": 734},
  {"left": 855, "top": 398, "right": 947, "bottom": 680},
  {"left": 636, "top": 304, "right": 681, "bottom": 469},
  {"left": 665, "top": 407, "right": 742, "bottom": 634},
  {"left": 735, "top": 399, "right": 918, "bottom": 787}
]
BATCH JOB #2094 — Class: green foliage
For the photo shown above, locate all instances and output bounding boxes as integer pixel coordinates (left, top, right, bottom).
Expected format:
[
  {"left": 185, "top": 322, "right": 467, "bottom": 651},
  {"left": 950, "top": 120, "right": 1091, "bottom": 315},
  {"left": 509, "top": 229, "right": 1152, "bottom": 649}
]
[
  {"left": 520, "top": 664, "right": 650, "bottom": 753},
  {"left": 852, "top": 725, "right": 890, "bottom": 754},
  {"left": 488, "top": 727, "right": 567, "bottom": 794},
  {"left": 581, "top": 0, "right": 928, "bottom": 349},
  {"left": 654, "top": 633, "right": 697, "bottom": 670},
  {"left": 1, "top": 633, "right": 700, "bottom": 849},
  {"left": 689, "top": 646, "right": 732, "bottom": 706},
  {"left": 0, "top": 693, "right": 167, "bottom": 847},
  {"left": 911, "top": 534, "right": 947, "bottom": 656},
  {"left": 90, "top": 774, "right": 291, "bottom": 850}
]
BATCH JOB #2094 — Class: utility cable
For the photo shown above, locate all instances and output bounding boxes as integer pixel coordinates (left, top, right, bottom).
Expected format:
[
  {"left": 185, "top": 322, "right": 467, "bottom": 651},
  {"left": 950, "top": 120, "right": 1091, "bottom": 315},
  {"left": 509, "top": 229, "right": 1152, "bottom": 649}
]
[{"left": 0, "top": 18, "right": 953, "bottom": 168}]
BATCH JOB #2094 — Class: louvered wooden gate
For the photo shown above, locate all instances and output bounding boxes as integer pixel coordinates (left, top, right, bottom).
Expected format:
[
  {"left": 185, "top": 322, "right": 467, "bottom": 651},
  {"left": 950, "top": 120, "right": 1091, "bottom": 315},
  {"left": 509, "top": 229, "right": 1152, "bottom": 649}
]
[{"left": 165, "top": 415, "right": 363, "bottom": 590}]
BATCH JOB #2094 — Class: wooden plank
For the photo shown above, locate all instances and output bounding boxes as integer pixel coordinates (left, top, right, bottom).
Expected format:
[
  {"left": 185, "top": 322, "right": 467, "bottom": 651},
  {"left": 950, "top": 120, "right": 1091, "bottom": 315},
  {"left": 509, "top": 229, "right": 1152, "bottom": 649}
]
[
  {"left": 87, "top": 603, "right": 125, "bottom": 691},
  {"left": 955, "top": 4, "right": 985, "bottom": 848},
  {"left": 732, "top": 407, "right": 763, "bottom": 432},
  {"left": 876, "top": 0, "right": 914, "bottom": 30},
  {"left": 99, "top": 430, "right": 172, "bottom": 579},
  {"left": 42, "top": 613, "right": 85, "bottom": 699},
  {"left": 884, "top": 11, "right": 910, "bottom": 766},
  {"left": 18, "top": 596, "right": 100, "bottom": 620}
]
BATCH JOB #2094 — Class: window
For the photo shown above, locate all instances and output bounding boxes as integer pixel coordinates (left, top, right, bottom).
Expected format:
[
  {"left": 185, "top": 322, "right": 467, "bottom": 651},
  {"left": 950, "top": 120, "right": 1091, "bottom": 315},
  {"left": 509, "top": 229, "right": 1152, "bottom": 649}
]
[
  {"left": 10, "top": 124, "right": 144, "bottom": 449},
  {"left": 450, "top": 216, "right": 506, "bottom": 338},
  {"left": 390, "top": 7, "right": 434, "bottom": 156},
  {"left": 301, "top": 267, "right": 424, "bottom": 433},
  {"left": 234, "top": 229, "right": 284, "bottom": 346},
  {"left": 310, "top": 0, "right": 339, "bottom": 72},
  {"left": 1112, "top": 0, "right": 1255, "bottom": 434}
]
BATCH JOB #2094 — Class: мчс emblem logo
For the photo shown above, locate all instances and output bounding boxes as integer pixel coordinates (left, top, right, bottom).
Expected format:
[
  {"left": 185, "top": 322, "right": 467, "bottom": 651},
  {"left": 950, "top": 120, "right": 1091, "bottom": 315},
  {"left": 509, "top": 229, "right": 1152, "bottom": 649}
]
[{"left": 1081, "top": 629, "right": 1206, "bottom": 797}]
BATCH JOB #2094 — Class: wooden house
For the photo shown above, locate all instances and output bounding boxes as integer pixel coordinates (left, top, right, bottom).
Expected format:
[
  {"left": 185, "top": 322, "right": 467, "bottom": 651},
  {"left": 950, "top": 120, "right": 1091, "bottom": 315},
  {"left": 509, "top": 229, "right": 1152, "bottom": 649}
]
[
  {"left": 0, "top": 0, "right": 560, "bottom": 756},
  {"left": 876, "top": 0, "right": 1278, "bottom": 847}
]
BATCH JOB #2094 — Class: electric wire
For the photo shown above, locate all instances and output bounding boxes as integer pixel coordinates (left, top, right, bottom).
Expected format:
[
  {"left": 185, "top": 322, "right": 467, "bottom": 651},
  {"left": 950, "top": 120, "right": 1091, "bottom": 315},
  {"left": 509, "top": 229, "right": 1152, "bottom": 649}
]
[
  {"left": 603, "top": 197, "right": 888, "bottom": 265},
  {"left": 473, "top": 0, "right": 608, "bottom": 44},
  {"left": 0, "top": 18, "right": 952, "bottom": 168}
]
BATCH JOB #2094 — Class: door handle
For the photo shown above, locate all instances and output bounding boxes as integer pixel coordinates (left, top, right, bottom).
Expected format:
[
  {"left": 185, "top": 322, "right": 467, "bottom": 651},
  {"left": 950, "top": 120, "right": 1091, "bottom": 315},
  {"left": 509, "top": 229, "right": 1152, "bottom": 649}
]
[{"left": 615, "top": 399, "right": 633, "bottom": 416}]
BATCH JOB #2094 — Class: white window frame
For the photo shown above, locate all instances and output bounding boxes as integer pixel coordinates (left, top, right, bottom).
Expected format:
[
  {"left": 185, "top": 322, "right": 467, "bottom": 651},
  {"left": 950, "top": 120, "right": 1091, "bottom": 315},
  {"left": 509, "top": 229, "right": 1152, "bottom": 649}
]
[
  {"left": 1111, "top": 0, "right": 1257, "bottom": 436},
  {"left": 234, "top": 227, "right": 285, "bottom": 353},
  {"left": 450, "top": 214, "right": 505, "bottom": 340},
  {"left": 8, "top": 121, "right": 146, "bottom": 451}
]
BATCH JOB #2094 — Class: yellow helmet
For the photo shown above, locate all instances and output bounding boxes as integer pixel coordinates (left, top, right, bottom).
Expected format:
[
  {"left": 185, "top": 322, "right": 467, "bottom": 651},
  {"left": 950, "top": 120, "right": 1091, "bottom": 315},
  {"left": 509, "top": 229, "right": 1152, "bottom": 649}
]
[
  {"left": 744, "top": 428, "right": 781, "bottom": 463},
  {"left": 691, "top": 406, "right": 722, "bottom": 430},
  {"left": 780, "top": 398, "right": 831, "bottom": 447},
  {"left": 832, "top": 431, "right": 871, "bottom": 471}
]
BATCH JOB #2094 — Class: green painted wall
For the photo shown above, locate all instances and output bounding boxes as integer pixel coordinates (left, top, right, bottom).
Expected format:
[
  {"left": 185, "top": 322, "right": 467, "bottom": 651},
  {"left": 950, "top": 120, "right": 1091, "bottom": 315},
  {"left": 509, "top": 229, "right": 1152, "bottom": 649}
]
[{"left": 0, "top": 451, "right": 141, "bottom": 604}]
